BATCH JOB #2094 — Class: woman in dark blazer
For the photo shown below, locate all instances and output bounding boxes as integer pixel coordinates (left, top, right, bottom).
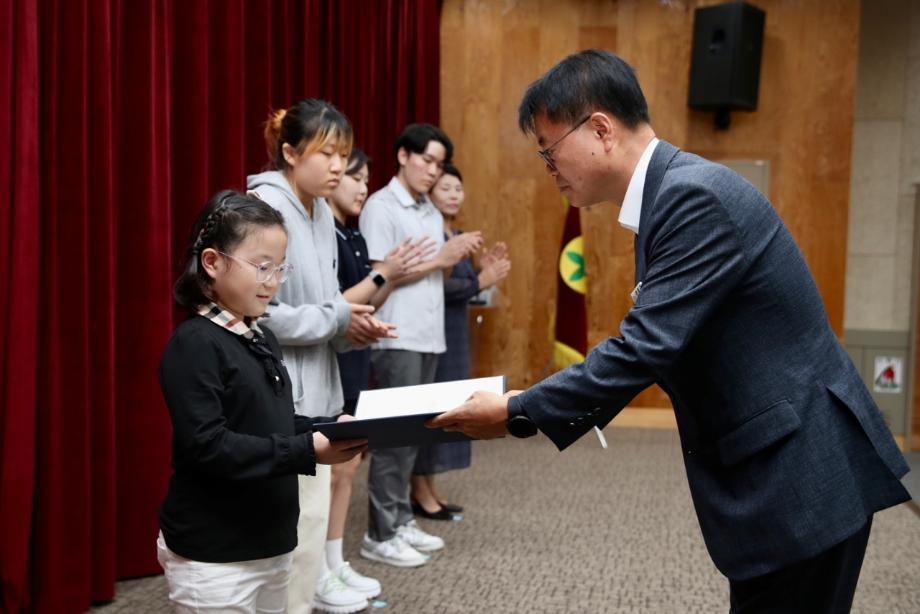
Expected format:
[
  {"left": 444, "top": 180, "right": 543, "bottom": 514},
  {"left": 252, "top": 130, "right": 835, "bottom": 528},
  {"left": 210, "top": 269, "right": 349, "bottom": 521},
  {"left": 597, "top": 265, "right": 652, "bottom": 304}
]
[{"left": 411, "top": 164, "right": 510, "bottom": 519}]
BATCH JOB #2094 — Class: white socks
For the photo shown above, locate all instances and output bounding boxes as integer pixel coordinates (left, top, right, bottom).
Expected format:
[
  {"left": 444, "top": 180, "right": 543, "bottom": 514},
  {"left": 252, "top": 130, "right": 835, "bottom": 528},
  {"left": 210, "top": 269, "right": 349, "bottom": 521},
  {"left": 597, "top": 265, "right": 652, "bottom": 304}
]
[
  {"left": 318, "top": 551, "right": 332, "bottom": 580},
  {"left": 326, "top": 537, "right": 345, "bottom": 572}
]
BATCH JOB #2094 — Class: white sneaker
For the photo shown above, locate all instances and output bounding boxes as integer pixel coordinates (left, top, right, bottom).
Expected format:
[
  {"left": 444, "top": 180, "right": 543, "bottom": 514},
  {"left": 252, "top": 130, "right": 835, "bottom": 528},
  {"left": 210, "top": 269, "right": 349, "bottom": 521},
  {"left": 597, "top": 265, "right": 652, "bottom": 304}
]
[
  {"left": 313, "top": 572, "right": 368, "bottom": 614},
  {"left": 396, "top": 520, "right": 445, "bottom": 553},
  {"left": 335, "top": 562, "right": 381, "bottom": 598},
  {"left": 359, "top": 534, "right": 429, "bottom": 567}
]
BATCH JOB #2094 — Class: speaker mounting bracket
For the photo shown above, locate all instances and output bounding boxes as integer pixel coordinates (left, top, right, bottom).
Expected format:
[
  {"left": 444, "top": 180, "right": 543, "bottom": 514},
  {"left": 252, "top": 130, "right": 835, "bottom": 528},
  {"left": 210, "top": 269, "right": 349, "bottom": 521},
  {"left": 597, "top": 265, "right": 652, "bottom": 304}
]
[{"left": 714, "top": 108, "right": 732, "bottom": 130}]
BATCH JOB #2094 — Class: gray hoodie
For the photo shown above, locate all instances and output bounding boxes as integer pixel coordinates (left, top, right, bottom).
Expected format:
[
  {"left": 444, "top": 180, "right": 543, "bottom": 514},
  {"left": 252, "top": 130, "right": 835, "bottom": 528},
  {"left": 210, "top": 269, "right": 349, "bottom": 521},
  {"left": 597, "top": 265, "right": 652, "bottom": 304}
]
[{"left": 246, "top": 170, "right": 351, "bottom": 418}]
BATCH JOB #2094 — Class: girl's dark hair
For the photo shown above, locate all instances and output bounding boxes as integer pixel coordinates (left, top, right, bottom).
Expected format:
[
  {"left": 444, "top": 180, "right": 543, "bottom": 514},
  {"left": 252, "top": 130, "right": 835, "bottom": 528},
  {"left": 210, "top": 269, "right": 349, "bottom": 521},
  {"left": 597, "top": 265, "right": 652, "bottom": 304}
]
[
  {"left": 264, "top": 99, "right": 353, "bottom": 170},
  {"left": 440, "top": 163, "right": 462, "bottom": 183},
  {"left": 173, "top": 190, "right": 286, "bottom": 311},
  {"left": 518, "top": 49, "right": 650, "bottom": 134},
  {"left": 346, "top": 147, "right": 371, "bottom": 176}
]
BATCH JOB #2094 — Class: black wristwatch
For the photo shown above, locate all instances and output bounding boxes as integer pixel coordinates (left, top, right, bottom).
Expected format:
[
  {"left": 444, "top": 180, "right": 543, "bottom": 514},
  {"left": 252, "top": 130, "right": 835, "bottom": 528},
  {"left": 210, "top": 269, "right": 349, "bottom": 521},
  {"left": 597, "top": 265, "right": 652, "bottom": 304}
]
[
  {"left": 370, "top": 271, "right": 386, "bottom": 287},
  {"left": 506, "top": 398, "right": 538, "bottom": 438}
]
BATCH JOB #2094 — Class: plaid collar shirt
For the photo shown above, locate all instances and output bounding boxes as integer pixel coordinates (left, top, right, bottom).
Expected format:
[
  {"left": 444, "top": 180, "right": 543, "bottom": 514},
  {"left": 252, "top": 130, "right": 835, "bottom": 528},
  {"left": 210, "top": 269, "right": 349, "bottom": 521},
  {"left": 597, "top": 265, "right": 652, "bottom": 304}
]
[
  {"left": 198, "top": 303, "right": 287, "bottom": 394},
  {"left": 197, "top": 302, "right": 265, "bottom": 340}
]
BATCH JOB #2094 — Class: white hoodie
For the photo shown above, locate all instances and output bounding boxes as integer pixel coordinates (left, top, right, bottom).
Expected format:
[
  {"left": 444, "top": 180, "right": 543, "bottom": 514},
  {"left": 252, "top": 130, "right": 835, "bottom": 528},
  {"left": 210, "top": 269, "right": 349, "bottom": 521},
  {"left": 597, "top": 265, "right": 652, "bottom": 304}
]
[{"left": 247, "top": 170, "right": 351, "bottom": 418}]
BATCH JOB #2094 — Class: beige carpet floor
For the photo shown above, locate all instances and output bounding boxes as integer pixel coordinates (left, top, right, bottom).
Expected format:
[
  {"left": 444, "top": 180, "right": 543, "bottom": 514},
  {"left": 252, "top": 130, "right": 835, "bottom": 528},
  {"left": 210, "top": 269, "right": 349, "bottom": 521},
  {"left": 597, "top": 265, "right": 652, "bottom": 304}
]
[{"left": 91, "top": 427, "right": 920, "bottom": 613}]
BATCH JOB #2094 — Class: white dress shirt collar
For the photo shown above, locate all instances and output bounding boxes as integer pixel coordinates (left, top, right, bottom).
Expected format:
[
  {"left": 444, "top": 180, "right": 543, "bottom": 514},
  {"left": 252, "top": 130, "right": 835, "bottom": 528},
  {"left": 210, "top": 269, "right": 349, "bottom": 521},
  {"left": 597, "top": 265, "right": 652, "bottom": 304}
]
[
  {"left": 618, "top": 137, "right": 660, "bottom": 235},
  {"left": 388, "top": 176, "right": 430, "bottom": 209}
]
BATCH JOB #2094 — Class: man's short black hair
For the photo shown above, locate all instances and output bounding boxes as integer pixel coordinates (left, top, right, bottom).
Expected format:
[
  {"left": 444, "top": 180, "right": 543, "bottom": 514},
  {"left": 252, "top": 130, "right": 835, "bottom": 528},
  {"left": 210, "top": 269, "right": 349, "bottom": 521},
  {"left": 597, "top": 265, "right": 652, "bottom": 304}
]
[
  {"left": 518, "top": 49, "right": 650, "bottom": 134},
  {"left": 394, "top": 123, "right": 453, "bottom": 164}
]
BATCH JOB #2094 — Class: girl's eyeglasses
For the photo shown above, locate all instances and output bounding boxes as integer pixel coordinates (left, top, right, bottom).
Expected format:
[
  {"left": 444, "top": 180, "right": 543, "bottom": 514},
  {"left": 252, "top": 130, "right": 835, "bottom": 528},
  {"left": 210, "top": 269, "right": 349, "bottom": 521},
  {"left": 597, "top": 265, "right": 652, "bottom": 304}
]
[{"left": 218, "top": 251, "right": 293, "bottom": 283}]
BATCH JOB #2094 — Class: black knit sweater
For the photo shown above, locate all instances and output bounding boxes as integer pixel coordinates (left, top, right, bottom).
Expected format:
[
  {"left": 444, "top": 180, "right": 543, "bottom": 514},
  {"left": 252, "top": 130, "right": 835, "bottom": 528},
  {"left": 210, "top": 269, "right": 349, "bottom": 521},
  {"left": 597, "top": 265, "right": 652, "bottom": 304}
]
[{"left": 158, "top": 315, "right": 317, "bottom": 563}]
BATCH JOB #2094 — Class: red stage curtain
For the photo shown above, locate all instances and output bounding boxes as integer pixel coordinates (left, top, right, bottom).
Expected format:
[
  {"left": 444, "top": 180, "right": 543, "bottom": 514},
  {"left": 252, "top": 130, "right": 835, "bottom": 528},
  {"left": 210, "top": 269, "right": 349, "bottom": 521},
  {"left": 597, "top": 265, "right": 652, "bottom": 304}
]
[
  {"left": 0, "top": 1, "right": 441, "bottom": 612},
  {"left": 0, "top": 0, "right": 40, "bottom": 611}
]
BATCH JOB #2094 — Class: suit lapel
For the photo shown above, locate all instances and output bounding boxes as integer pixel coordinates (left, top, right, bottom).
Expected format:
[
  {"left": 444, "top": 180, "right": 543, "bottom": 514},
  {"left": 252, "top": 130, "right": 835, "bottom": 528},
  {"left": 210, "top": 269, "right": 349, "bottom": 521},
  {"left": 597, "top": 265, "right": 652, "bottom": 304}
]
[{"left": 634, "top": 140, "right": 680, "bottom": 285}]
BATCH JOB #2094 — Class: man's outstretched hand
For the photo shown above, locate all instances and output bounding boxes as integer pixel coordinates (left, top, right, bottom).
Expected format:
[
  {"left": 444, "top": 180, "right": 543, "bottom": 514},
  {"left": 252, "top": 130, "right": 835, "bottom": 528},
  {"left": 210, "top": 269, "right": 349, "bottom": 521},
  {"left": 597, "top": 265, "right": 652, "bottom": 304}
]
[{"left": 426, "top": 390, "right": 524, "bottom": 440}]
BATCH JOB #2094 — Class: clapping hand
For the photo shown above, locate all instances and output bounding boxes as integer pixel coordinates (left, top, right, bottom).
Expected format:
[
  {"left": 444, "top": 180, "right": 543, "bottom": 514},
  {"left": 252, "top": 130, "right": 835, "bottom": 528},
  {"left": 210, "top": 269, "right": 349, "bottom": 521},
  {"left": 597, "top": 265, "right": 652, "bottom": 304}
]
[
  {"left": 380, "top": 237, "right": 438, "bottom": 281},
  {"left": 345, "top": 303, "right": 397, "bottom": 347},
  {"left": 478, "top": 242, "right": 511, "bottom": 289},
  {"left": 479, "top": 242, "right": 508, "bottom": 270},
  {"left": 437, "top": 231, "right": 483, "bottom": 267}
]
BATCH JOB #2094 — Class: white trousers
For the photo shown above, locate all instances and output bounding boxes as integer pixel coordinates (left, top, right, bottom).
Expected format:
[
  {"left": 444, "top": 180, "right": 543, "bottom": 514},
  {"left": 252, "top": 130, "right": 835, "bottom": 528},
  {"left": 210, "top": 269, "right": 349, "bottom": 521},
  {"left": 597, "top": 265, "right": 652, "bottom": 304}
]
[
  {"left": 156, "top": 532, "right": 293, "bottom": 614},
  {"left": 286, "top": 465, "right": 332, "bottom": 614}
]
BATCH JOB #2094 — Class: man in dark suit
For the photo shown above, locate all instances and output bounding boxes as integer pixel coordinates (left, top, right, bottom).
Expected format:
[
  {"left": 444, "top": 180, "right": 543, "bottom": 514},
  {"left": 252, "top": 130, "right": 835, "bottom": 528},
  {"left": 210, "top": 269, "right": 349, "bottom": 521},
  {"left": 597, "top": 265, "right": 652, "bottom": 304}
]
[{"left": 429, "top": 50, "right": 910, "bottom": 613}]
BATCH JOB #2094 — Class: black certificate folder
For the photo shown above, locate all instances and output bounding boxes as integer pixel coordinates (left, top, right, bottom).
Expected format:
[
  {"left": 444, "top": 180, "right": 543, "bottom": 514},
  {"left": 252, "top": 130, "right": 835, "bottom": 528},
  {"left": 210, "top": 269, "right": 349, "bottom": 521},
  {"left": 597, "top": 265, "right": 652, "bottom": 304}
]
[
  {"left": 313, "top": 375, "right": 506, "bottom": 450},
  {"left": 313, "top": 412, "right": 472, "bottom": 450}
]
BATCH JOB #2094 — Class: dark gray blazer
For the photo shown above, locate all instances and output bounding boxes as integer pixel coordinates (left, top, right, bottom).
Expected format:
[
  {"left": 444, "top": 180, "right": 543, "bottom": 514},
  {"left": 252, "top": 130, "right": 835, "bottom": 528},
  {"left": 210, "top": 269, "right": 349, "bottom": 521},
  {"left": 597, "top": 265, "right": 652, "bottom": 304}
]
[{"left": 510, "top": 140, "right": 910, "bottom": 581}]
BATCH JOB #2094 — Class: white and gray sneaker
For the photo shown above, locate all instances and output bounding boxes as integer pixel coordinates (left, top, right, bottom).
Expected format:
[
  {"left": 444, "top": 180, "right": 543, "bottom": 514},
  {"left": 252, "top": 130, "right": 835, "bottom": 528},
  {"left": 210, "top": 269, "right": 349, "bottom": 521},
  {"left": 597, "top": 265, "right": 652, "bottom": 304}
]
[
  {"left": 396, "top": 520, "right": 445, "bottom": 553},
  {"left": 360, "top": 534, "right": 429, "bottom": 567},
  {"left": 313, "top": 572, "right": 368, "bottom": 614},
  {"left": 335, "top": 562, "right": 381, "bottom": 599}
]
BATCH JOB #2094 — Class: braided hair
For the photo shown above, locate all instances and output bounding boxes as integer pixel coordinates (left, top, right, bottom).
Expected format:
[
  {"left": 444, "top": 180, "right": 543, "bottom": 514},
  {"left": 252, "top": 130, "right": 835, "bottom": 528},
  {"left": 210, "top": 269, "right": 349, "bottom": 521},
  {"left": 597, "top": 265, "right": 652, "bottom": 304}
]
[{"left": 173, "top": 190, "right": 286, "bottom": 311}]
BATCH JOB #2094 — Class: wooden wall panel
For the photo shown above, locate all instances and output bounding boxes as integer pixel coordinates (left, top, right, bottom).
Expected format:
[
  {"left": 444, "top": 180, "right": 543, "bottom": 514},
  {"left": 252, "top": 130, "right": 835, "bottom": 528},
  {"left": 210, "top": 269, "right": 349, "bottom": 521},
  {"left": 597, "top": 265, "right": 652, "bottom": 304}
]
[{"left": 443, "top": 0, "right": 860, "bottom": 407}]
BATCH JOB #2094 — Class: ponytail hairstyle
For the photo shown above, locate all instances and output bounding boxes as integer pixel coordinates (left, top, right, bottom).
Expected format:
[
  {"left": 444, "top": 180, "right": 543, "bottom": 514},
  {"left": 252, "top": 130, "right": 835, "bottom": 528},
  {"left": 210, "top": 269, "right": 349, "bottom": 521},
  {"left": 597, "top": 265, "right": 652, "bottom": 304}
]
[
  {"left": 264, "top": 99, "right": 354, "bottom": 170},
  {"left": 173, "top": 190, "right": 286, "bottom": 311}
]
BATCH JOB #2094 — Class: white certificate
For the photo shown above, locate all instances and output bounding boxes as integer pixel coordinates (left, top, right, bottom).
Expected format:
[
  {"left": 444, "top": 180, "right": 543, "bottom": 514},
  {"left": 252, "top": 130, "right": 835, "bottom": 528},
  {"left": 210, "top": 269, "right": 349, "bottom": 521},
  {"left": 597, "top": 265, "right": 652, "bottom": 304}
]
[{"left": 354, "top": 375, "right": 506, "bottom": 420}]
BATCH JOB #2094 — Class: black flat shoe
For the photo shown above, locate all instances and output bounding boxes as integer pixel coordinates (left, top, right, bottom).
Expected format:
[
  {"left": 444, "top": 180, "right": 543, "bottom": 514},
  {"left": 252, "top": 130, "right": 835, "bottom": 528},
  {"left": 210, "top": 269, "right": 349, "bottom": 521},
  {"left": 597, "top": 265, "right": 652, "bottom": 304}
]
[
  {"left": 439, "top": 502, "right": 464, "bottom": 513},
  {"left": 412, "top": 502, "right": 455, "bottom": 521}
]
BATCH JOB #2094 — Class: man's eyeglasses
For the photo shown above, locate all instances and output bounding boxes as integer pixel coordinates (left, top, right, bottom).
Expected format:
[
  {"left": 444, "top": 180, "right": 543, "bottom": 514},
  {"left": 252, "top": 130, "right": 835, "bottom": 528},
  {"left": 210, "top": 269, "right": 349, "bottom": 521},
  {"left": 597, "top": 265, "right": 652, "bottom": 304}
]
[
  {"left": 536, "top": 115, "right": 590, "bottom": 171},
  {"left": 218, "top": 251, "right": 293, "bottom": 283}
]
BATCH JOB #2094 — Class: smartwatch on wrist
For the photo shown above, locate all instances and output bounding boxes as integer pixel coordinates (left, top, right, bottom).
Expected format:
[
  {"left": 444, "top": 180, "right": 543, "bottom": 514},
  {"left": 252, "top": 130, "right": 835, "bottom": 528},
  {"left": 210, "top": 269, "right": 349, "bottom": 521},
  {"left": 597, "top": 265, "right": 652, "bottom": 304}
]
[
  {"left": 370, "top": 271, "right": 386, "bottom": 287},
  {"left": 506, "top": 398, "right": 538, "bottom": 438}
]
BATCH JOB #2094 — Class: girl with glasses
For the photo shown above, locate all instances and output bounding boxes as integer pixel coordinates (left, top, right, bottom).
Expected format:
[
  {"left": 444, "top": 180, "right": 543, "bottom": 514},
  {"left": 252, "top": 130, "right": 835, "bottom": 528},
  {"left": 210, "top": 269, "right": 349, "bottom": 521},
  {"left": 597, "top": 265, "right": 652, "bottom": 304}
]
[
  {"left": 157, "top": 190, "right": 366, "bottom": 613},
  {"left": 247, "top": 100, "right": 395, "bottom": 614}
]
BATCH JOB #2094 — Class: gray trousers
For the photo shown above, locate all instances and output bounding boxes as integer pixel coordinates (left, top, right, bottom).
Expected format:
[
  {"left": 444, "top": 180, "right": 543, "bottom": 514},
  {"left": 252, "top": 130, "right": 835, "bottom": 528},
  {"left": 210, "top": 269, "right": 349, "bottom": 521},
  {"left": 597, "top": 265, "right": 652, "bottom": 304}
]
[{"left": 367, "top": 350, "right": 439, "bottom": 542}]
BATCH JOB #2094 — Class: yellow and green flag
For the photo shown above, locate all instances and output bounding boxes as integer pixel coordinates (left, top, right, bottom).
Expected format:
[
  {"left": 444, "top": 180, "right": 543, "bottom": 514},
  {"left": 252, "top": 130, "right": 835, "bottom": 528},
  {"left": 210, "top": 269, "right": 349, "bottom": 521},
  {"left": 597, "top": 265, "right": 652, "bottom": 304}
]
[{"left": 552, "top": 201, "right": 588, "bottom": 369}]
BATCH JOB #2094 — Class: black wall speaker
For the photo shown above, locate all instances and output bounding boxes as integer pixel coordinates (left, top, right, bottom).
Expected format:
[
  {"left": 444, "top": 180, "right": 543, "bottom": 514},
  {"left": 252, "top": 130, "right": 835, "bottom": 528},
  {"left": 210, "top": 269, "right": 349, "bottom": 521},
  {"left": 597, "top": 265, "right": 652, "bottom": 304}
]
[{"left": 688, "top": 1, "right": 765, "bottom": 128}]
